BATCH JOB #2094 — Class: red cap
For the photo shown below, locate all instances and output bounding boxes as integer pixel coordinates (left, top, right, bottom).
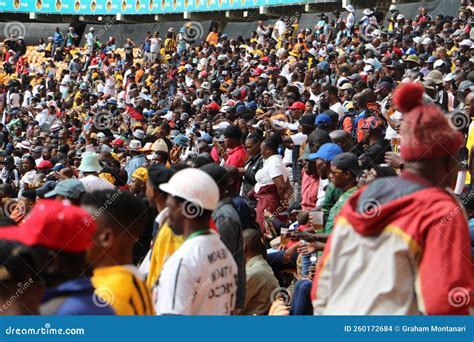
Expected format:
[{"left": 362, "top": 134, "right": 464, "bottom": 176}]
[
  {"left": 37, "top": 160, "right": 53, "bottom": 169},
  {"left": 111, "top": 138, "right": 125, "bottom": 146},
  {"left": 68, "top": 127, "right": 77, "bottom": 133},
  {"left": 288, "top": 101, "right": 306, "bottom": 110},
  {"left": 0, "top": 199, "right": 97, "bottom": 253},
  {"left": 260, "top": 56, "right": 270, "bottom": 62},
  {"left": 207, "top": 102, "right": 221, "bottom": 111},
  {"left": 199, "top": 70, "right": 208, "bottom": 77},
  {"left": 252, "top": 67, "right": 263, "bottom": 76}
]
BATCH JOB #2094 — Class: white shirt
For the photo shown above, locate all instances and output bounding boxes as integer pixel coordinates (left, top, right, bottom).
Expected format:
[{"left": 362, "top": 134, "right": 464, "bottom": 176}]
[
  {"left": 316, "top": 178, "right": 329, "bottom": 208},
  {"left": 79, "top": 174, "right": 115, "bottom": 193},
  {"left": 154, "top": 233, "right": 238, "bottom": 315},
  {"left": 254, "top": 154, "right": 289, "bottom": 193},
  {"left": 150, "top": 37, "right": 161, "bottom": 54},
  {"left": 9, "top": 93, "right": 20, "bottom": 108},
  {"left": 330, "top": 102, "right": 345, "bottom": 119}
]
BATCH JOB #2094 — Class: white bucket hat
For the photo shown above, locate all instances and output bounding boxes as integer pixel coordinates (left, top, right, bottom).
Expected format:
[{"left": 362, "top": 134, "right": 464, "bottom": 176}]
[{"left": 159, "top": 168, "right": 219, "bottom": 211}]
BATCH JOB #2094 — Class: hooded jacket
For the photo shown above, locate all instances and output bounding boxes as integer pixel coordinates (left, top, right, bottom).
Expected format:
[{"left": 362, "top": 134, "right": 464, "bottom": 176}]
[{"left": 312, "top": 172, "right": 473, "bottom": 315}]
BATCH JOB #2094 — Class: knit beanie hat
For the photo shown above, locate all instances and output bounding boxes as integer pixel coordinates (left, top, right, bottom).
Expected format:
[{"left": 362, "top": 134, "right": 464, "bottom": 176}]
[{"left": 393, "top": 83, "right": 463, "bottom": 161}]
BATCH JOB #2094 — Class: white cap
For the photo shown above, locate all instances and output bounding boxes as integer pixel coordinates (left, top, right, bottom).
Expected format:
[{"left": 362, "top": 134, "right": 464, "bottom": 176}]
[
  {"left": 133, "top": 129, "right": 145, "bottom": 140},
  {"left": 413, "top": 37, "right": 423, "bottom": 44},
  {"left": 397, "top": 14, "right": 405, "bottom": 20},
  {"left": 212, "top": 121, "right": 231, "bottom": 130},
  {"left": 90, "top": 27, "right": 95, "bottom": 31},
  {"left": 444, "top": 73, "right": 455, "bottom": 82},
  {"left": 389, "top": 4, "right": 397, "bottom": 11},
  {"left": 460, "top": 39, "right": 473, "bottom": 47},
  {"left": 433, "top": 59, "right": 445, "bottom": 69},
  {"left": 159, "top": 168, "right": 219, "bottom": 211},
  {"left": 96, "top": 132, "right": 106, "bottom": 139},
  {"left": 128, "top": 140, "right": 142, "bottom": 151},
  {"left": 422, "top": 37, "right": 433, "bottom": 45},
  {"left": 160, "top": 112, "right": 173, "bottom": 121},
  {"left": 201, "top": 82, "right": 211, "bottom": 91},
  {"left": 363, "top": 65, "right": 374, "bottom": 72}
]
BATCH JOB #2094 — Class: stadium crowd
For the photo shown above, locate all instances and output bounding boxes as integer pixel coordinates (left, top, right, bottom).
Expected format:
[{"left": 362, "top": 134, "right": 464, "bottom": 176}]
[{"left": 0, "top": 2, "right": 473, "bottom": 316}]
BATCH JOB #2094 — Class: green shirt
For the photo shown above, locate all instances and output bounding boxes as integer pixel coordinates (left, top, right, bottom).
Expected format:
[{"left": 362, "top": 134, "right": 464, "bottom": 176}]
[
  {"left": 321, "top": 182, "right": 344, "bottom": 221},
  {"left": 324, "top": 186, "right": 358, "bottom": 234}
]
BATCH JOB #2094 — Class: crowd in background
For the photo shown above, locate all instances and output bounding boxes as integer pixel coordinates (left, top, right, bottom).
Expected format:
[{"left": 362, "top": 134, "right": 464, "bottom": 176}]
[{"left": 0, "top": 1, "right": 473, "bottom": 316}]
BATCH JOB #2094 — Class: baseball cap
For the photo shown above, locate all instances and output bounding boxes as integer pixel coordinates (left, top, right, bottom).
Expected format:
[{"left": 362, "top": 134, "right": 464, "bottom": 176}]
[
  {"left": 173, "top": 134, "right": 189, "bottom": 147},
  {"left": 207, "top": 102, "right": 221, "bottom": 111},
  {"left": 128, "top": 140, "right": 143, "bottom": 151},
  {"left": 44, "top": 179, "right": 86, "bottom": 199},
  {"left": 460, "top": 39, "right": 473, "bottom": 47},
  {"left": 198, "top": 132, "right": 213, "bottom": 144},
  {"left": 159, "top": 168, "right": 219, "bottom": 211},
  {"left": 425, "top": 70, "right": 444, "bottom": 85},
  {"left": 223, "top": 125, "right": 242, "bottom": 140},
  {"left": 317, "top": 61, "right": 330, "bottom": 72},
  {"left": 331, "top": 152, "right": 362, "bottom": 177},
  {"left": 308, "top": 143, "right": 342, "bottom": 161},
  {"left": 375, "top": 81, "right": 393, "bottom": 93},
  {"left": 133, "top": 129, "right": 145, "bottom": 140},
  {"left": 0, "top": 200, "right": 97, "bottom": 253},
  {"left": 37, "top": 160, "right": 53, "bottom": 170},
  {"left": 288, "top": 102, "right": 306, "bottom": 110},
  {"left": 315, "top": 114, "right": 332, "bottom": 126},
  {"left": 111, "top": 138, "right": 125, "bottom": 146}
]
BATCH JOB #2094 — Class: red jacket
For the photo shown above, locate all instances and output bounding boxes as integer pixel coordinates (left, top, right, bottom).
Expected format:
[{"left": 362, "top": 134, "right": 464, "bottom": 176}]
[{"left": 312, "top": 172, "right": 473, "bottom": 315}]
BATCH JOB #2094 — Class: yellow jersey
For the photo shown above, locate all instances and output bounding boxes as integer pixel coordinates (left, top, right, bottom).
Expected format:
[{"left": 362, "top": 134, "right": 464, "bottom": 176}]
[
  {"left": 92, "top": 265, "right": 154, "bottom": 315},
  {"left": 146, "top": 222, "right": 184, "bottom": 289}
]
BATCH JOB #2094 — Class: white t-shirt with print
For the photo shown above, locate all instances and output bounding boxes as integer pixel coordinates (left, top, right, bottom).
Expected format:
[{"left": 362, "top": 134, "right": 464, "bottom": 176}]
[
  {"left": 154, "top": 233, "right": 238, "bottom": 315},
  {"left": 254, "top": 154, "right": 289, "bottom": 193}
]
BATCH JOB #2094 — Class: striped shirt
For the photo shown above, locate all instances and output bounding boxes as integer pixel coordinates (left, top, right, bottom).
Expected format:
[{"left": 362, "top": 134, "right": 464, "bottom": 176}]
[{"left": 92, "top": 265, "right": 154, "bottom": 315}]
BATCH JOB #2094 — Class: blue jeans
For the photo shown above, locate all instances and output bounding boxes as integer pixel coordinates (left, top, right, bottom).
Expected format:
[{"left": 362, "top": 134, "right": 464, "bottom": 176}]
[
  {"left": 290, "top": 279, "right": 313, "bottom": 315},
  {"left": 301, "top": 255, "right": 312, "bottom": 277},
  {"left": 266, "top": 249, "right": 298, "bottom": 286}
]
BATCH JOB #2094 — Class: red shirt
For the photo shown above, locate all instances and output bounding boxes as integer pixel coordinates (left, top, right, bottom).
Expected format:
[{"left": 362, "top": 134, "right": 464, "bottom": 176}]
[
  {"left": 301, "top": 169, "right": 320, "bottom": 211},
  {"left": 224, "top": 145, "right": 248, "bottom": 168}
]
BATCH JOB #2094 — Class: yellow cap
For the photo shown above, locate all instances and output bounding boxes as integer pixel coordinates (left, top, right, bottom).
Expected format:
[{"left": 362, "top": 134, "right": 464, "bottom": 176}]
[{"left": 132, "top": 167, "right": 148, "bottom": 182}]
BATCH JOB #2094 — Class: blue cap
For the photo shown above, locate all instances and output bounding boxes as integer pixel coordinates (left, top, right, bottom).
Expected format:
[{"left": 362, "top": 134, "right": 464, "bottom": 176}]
[
  {"left": 427, "top": 56, "right": 436, "bottom": 63},
  {"left": 308, "top": 143, "right": 342, "bottom": 162},
  {"left": 198, "top": 132, "right": 213, "bottom": 144},
  {"left": 246, "top": 101, "right": 257, "bottom": 111},
  {"left": 173, "top": 134, "right": 189, "bottom": 147},
  {"left": 317, "top": 61, "right": 330, "bottom": 72},
  {"left": 315, "top": 114, "right": 331, "bottom": 126},
  {"left": 236, "top": 104, "right": 247, "bottom": 114},
  {"left": 44, "top": 179, "right": 86, "bottom": 199}
]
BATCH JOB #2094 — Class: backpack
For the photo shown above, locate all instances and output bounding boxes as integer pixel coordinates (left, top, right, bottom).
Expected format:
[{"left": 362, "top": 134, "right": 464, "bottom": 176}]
[{"left": 337, "top": 109, "right": 357, "bottom": 138}]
